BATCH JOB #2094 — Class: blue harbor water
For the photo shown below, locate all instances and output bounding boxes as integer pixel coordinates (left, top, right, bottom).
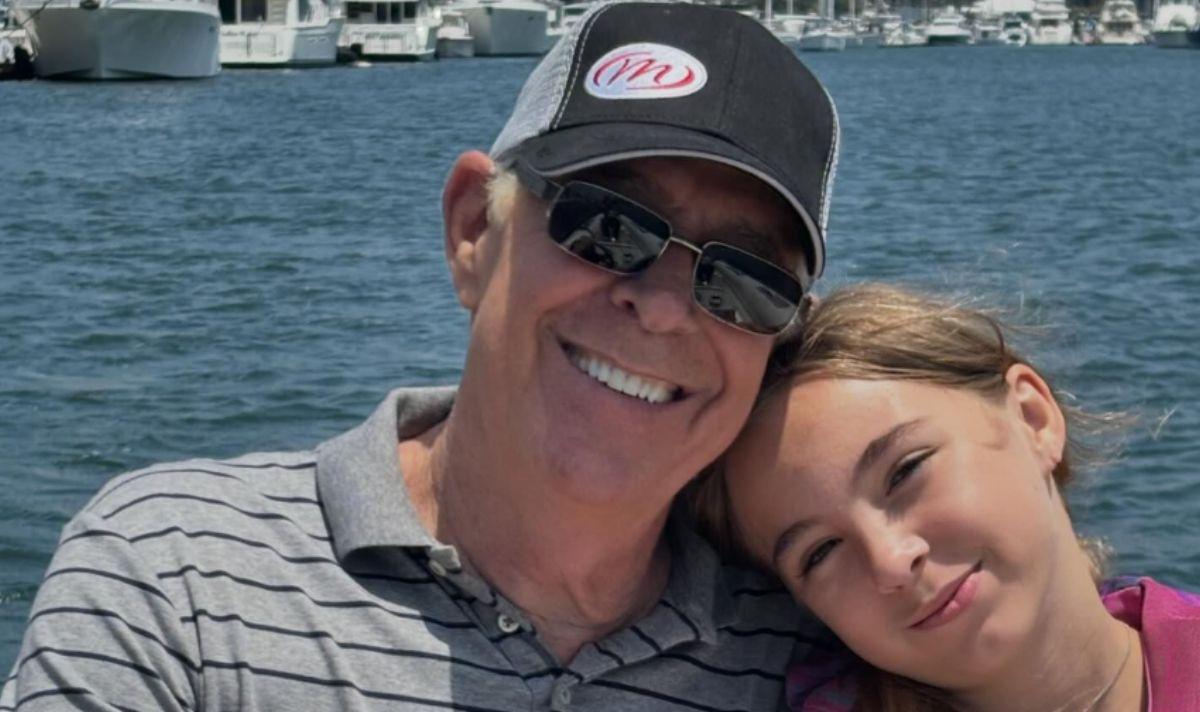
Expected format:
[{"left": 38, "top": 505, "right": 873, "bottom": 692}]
[{"left": 1, "top": 47, "right": 1198, "bottom": 675}]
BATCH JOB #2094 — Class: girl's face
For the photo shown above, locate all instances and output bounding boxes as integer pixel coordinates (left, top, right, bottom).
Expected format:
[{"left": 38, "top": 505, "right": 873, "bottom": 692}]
[{"left": 724, "top": 367, "right": 1072, "bottom": 690}]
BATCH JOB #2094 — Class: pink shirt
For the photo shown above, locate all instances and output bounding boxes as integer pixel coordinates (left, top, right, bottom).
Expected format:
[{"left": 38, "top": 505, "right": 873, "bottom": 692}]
[
  {"left": 1102, "top": 576, "right": 1200, "bottom": 712},
  {"left": 789, "top": 577, "right": 1200, "bottom": 711}
]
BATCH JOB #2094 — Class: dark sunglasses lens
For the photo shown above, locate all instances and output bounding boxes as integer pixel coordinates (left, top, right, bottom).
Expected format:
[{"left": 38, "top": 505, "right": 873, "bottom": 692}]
[
  {"left": 547, "top": 183, "right": 670, "bottom": 274},
  {"left": 694, "top": 243, "right": 802, "bottom": 334}
]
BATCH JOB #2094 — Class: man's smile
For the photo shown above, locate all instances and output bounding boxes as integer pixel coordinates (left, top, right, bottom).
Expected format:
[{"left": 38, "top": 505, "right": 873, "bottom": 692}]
[{"left": 564, "top": 344, "right": 682, "bottom": 405}]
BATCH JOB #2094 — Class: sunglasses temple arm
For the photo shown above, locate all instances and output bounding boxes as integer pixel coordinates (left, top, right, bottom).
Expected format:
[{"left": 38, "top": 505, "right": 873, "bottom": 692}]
[{"left": 510, "top": 160, "right": 562, "bottom": 202}]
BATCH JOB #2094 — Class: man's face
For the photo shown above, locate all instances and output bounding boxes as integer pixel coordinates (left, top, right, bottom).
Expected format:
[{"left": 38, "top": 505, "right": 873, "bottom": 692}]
[{"left": 454, "top": 156, "right": 802, "bottom": 510}]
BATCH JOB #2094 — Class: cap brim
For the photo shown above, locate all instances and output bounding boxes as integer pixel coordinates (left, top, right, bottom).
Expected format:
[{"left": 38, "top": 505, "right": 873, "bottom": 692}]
[{"left": 502, "top": 123, "right": 824, "bottom": 283}]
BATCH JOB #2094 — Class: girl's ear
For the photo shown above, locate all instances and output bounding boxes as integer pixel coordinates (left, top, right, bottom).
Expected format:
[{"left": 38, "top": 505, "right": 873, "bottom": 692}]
[
  {"left": 442, "top": 150, "right": 495, "bottom": 312},
  {"left": 1005, "top": 364, "right": 1067, "bottom": 477}
]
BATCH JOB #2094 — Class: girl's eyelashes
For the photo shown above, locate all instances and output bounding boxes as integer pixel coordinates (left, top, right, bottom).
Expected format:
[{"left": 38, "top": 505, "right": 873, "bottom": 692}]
[
  {"left": 802, "top": 538, "right": 839, "bottom": 576},
  {"left": 885, "top": 449, "right": 934, "bottom": 495},
  {"left": 796, "top": 449, "right": 935, "bottom": 580}
]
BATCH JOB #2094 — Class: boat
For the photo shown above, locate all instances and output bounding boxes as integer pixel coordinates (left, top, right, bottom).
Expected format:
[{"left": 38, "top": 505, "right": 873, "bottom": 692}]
[
  {"left": 1151, "top": 0, "right": 1200, "bottom": 47},
  {"left": 434, "top": 6, "right": 472, "bottom": 57},
  {"left": 798, "top": 18, "right": 848, "bottom": 50},
  {"left": 971, "top": 14, "right": 1007, "bottom": 43},
  {"left": 925, "top": 8, "right": 972, "bottom": 44},
  {"left": 882, "top": 20, "right": 925, "bottom": 46},
  {"left": 219, "top": 0, "right": 344, "bottom": 65},
  {"left": 1095, "top": 0, "right": 1146, "bottom": 43},
  {"left": 842, "top": 17, "right": 882, "bottom": 47},
  {"left": 445, "top": 0, "right": 548, "bottom": 56},
  {"left": 12, "top": 0, "right": 220, "bottom": 78},
  {"left": 1, "top": 23, "right": 34, "bottom": 78},
  {"left": 544, "top": 0, "right": 586, "bottom": 46},
  {"left": 339, "top": 0, "right": 437, "bottom": 60},
  {"left": 1000, "top": 12, "right": 1030, "bottom": 43},
  {"left": 763, "top": 12, "right": 813, "bottom": 47},
  {"left": 1028, "top": 0, "right": 1072, "bottom": 44},
  {"left": 1, "top": 0, "right": 34, "bottom": 74},
  {"left": 856, "top": 10, "right": 899, "bottom": 46}
]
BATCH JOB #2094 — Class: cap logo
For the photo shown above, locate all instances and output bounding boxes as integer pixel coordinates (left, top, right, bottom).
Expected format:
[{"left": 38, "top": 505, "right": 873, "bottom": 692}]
[{"left": 584, "top": 43, "right": 707, "bottom": 100}]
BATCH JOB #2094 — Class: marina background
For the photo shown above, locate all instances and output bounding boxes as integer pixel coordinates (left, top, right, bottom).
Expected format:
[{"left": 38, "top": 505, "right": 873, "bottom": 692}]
[{"left": 1, "top": 47, "right": 1198, "bottom": 676}]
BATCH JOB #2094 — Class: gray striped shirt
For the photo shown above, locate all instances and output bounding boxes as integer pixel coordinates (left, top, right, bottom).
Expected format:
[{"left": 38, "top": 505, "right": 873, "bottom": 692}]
[{"left": 2, "top": 386, "right": 824, "bottom": 711}]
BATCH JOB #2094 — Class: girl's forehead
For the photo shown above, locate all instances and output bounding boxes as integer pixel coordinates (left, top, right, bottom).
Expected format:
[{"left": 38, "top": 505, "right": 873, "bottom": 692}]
[{"left": 738, "top": 378, "right": 992, "bottom": 468}]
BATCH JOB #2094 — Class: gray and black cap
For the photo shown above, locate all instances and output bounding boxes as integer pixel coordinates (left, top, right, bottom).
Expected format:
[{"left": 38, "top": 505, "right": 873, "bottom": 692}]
[{"left": 490, "top": 0, "right": 840, "bottom": 286}]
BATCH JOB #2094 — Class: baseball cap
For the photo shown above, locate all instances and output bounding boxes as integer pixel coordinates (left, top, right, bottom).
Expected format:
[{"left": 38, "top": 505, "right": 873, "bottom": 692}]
[{"left": 489, "top": 0, "right": 840, "bottom": 284}]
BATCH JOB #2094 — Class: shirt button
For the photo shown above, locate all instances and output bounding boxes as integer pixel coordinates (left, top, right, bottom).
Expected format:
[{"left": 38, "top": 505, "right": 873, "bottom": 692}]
[
  {"left": 496, "top": 613, "right": 520, "bottom": 634},
  {"left": 428, "top": 560, "right": 447, "bottom": 577},
  {"left": 556, "top": 686, "right": 572, "bottom": 705}
]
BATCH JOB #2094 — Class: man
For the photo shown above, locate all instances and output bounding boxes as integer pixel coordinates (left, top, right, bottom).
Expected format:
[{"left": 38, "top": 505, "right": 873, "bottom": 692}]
[{"left": 2, "top": 2, "right": 839, "bottom": 709}]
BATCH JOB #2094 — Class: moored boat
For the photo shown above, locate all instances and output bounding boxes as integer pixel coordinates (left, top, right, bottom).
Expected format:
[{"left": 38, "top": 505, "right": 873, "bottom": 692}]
[
  {"left": 925, "top": 8, "right": 972, "bottom": 44},
  {"left": 13, "top": 0, "right": 220, "bottom": 79},
  {"left": 1151, "top": 0, "right": 1200, "bottom": 47},
  {"left": 445, "top": 0, "right": 547, "bottom": 56},
  {"left": 219, "top": 0, "right": 344, "bottom": 66},
  {"left": 1000, "top": 12, "right": 1030, "bottom": 44},
  {"left": 339, "top": 0, "right": 436, "bottom": 60},
  {"left": 882, "top": 20, "right": 925, "bottom": 46},
  {"left": 1, "top": 24, "right": 35, "bottom": 78},
  {"left": 1095, "top": 0, "right": 1146, "bottom": 44},
  {"left": 1028, "top": 0, "right": 1072, "bottom": 44},
  {"left": 434, "top": 6, "right": 472, "bottom": 57},
  {"left": 972, "top": 14, "right": 1007, "bottom": 44}
]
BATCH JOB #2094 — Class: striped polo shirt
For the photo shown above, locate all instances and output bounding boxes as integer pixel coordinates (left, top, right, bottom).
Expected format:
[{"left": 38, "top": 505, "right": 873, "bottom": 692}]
[{"left": 2, "top": 386, "right": 826, "bottom": 711}]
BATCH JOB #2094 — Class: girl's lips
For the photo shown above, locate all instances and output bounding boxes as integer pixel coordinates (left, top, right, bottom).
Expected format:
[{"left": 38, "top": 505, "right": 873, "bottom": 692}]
[{"left": 910, "top": 563, "right": 982, "bottom": 631}]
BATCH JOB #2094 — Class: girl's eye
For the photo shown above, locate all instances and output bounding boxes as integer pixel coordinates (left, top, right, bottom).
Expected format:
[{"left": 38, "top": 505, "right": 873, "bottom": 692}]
[
  {"left": 802, "top": 539, "right": 839, "bottom": 575},
  {"left": 886, "top": 450, "right": 933, "bottom": 495}
]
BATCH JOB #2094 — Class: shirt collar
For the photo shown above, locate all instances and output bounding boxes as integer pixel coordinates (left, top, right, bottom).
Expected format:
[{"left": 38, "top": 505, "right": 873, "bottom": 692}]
[{"left": 315, "top": 386, "right": 456, "bottom": 560}]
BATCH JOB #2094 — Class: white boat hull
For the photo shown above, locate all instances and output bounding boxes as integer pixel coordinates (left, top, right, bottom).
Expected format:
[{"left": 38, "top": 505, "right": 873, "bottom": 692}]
[
  {"left": 17, "top": 0, "right": 219, "bottom": 79},
  {"left": 799, "top": 33, "right": 846, "bottom": 51},
  {"left": 1096, "top": 29, "right": 1145, "bottom": 44},
  {"left": 1029, "top": 28, "right": 1072, "bottom": 43},
  {"left": 220, "top": 18, "right": 343, "bottom": 65},
  {"left": 844, "top": 32, "right": 881, "bottom": 48},
  {"left": 435, "top": 35, "right": 473, "bottom": 57},
  {"left": 458, "top": 3, "right": 546, "bottom": 56},
  {"left": 1003, "top": 28, "right": 1029, "bottom": 44},
  {"left": 339, "top": 21, "right": 435, "bottom": 60},
  {"left": 1028, "top": 22, "right": 1073, "bottom": 44}
]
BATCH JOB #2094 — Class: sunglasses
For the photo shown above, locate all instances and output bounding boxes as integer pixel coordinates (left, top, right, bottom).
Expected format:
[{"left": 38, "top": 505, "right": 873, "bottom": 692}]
[{"left": 511, "top": 161, "right": 805, "bottom": 335}]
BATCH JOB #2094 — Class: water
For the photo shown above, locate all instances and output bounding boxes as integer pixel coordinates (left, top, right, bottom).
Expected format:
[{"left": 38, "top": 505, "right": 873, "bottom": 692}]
[{"left": 1, "top": 46, "right": 1198, "bottom": 674}]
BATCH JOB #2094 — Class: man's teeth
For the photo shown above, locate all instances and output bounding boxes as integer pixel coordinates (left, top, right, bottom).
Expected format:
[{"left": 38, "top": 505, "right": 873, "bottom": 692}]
[{"left": 569, "top": 350, "right": 677, "bottom": 404}]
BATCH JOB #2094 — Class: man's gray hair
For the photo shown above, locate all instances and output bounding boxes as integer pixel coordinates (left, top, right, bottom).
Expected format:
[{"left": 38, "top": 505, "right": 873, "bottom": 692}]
[{"left": 486, "top": 169, "right": 520, "bottom": 228}]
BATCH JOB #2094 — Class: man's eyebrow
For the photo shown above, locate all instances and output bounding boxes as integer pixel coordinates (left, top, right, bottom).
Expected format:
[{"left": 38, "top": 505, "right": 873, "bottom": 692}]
[{"left": 769, "top": 419, "right": 925, "bottom": 569}]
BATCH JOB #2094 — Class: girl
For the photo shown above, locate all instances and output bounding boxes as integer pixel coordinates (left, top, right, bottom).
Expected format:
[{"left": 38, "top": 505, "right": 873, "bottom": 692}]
[{"left": 693, "top": 284, "right": 1200, "bottom": 712}]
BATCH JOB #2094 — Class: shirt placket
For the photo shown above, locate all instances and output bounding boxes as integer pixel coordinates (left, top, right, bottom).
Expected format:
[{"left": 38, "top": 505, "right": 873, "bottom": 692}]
[{"left": 425, "top": 546, "right": 569, "bottom": 710}]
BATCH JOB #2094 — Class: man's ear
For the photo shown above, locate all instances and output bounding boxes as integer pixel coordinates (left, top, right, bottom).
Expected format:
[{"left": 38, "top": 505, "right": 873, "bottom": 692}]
[
  {"left": 443, "top": 150, "right": 495, "bottom": 312},
  {"left": 1005, "top": 364, "right": 1067, "bottom": 478}
]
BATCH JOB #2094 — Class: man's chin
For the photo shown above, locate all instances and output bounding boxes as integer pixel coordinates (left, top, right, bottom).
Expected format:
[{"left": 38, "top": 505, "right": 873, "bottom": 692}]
[{"left": 544, "top": 448, "right": 684, "bottom": 512}]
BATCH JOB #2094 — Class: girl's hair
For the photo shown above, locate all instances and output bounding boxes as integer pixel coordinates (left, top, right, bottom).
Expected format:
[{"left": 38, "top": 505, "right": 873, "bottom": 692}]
[{"left": 688, "top": 282, "right": 1127, "bottom": 712}]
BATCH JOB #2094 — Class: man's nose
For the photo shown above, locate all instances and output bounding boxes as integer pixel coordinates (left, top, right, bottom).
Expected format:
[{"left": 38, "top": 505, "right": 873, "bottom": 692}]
[
  {"left": 863, "top": 521, "right": 928, "bottom": 593},
  {"left": 609, "top": 244, "right": 700, "bottom": 334}
]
